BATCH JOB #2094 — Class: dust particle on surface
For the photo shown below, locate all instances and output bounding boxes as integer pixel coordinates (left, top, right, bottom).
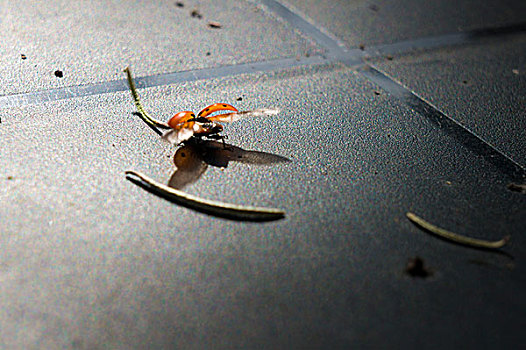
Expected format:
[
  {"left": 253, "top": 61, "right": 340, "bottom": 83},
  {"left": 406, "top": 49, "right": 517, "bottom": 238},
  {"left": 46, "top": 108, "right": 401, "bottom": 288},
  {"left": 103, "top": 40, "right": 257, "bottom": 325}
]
[
  {"left": 359, "top": 44, "right": 365, "bottom": 50},
  {"left": 369, "top": 4, "right": 379, "bottom": 12},
  {"left": 208, "top": 21, "right": 222, "bottom": 29},
  {"left": 236, "top": 97, "right": 242, "bottom": 101},
  {"left": 373, "top": 90, "right": 381, "bottom": 95},
  {"left": 512, "top": 69, "right": 519, "bottom": 75},
  {"left": 206, "top": 51, "right": 211, "bottom": 56},
  {"left": 21, "top": 54, "right": 27, "bottom": 60},
  {"left": 386, "top": 54, "right": 393, "bottom": 60},
  {"left": 54, "top": 70, "right": 63, "bottom": 78},
  {"left": 191, "top": 10, "right": 202, "bottom": 19},
  {"left": 7, "top": 176, "right": 13, "bottom": 180},
  {"left": 405, "top": 256, "right": 432, "bottom": 278},
  {"left": 175, "top": 1, "right": 184, "bottom": 7}
]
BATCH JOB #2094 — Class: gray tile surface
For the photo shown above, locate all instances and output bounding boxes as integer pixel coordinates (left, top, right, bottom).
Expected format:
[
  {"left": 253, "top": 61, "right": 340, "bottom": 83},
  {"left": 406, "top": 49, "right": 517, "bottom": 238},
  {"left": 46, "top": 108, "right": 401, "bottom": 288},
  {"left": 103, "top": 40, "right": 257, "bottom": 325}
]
[
  {"left": 282, "top": 0, "right": 526, "bottom": 48},
  {"left": 0, "top": 0, "right": 319, "bottom": 95},
  {"left": 371, "top": 34, "right": 526, "bottom": 167},
  {"left": 1, "top": 66, "right": 524, "bottom": 349},
  {"left": 1, "top": 0, "right": 525, "bottom": 349}
]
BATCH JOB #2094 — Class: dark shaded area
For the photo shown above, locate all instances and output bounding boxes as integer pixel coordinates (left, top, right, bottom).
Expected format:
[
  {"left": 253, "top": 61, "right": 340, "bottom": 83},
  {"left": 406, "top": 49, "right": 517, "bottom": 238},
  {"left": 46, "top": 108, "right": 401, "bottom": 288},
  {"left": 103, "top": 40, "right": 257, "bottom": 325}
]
[
  {"left": 405, "top": 257, "right": 432, "bottom": 278},
  {"left": 168, "top": 139, "right": 290, "bottom": 189}
]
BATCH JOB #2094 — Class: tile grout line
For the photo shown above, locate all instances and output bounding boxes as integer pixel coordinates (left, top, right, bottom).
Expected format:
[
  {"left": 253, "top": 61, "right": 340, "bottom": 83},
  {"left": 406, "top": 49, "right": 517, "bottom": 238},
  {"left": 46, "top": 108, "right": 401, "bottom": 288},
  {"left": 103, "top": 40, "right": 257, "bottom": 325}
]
[
  {"left": 261, "top": 0, "right": 526, "bottom": 176},
  {"left": 0, "top": 0, "right": 523, "bottom": 175},
  {"left": 0, "top": 1, "right": 524, "bottom": 109},
  {"left": 0, "top": 56, "right": 330, "bottom": 108},
  {"left": 360, "top": 65, "right": 526, "bottom": 179}
]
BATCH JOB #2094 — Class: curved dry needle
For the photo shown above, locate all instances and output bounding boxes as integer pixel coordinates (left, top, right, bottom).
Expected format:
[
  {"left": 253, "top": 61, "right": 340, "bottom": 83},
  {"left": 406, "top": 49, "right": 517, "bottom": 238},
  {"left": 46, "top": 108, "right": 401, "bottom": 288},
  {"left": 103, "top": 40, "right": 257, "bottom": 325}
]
[
  {"left": 123, "top": 66, "right": 171, "bottom": 130},
  {"left": 126, "top": 170, "right": 285, "bottom": 221},
  {"left": 406, "top": 212, "right": 510, "bottom": 249}
]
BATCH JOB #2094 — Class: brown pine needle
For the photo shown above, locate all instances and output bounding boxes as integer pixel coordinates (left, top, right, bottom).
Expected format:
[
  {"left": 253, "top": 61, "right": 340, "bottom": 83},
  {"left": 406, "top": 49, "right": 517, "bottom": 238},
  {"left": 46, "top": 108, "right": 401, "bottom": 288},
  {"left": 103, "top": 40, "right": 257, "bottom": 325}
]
[
  {"left": 126, "top": 170, "right": 285, "bottom": 221},
  {"left": 123, "top": 66, "right": 170, "bottom": 130},
  {"left": 406, "top": 212, "right": 510, "bottom": 249}
]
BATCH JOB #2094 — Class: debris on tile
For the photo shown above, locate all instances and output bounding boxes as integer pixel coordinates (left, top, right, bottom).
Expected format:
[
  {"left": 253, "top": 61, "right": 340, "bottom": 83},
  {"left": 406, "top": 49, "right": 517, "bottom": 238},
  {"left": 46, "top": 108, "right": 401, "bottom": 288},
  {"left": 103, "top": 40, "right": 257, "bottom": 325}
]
[
  {"left": 236, "top": 97, "right": 243, "bottom": 101},
  {"left": 469, "top": 258, "right": 515, "bottom": 270},
  {"left": 191, "top": 9, "right": 202, "bottom": 19},
  {"left": 405, "top": 256, "right": 432, "bottom": 278},
  {"left": 359, "top": 43, "right": 365, "bottom": 50},
  {"left": 208, "top": 21, "right": 222, "bottom": 29},
  {"left": 21, "top": 54, "right": 27, "bottom": 60},
  {"left": 175, "top": 1, "right": 184, "bottom": 7},
  {"left": 369, "top": 4, "right": 380, "bottom": 12},
  {"left": 512, "top": 69, "right": 519, "bottom": 75},
  {"left": 54, "top": 70, "right": 64, "bottom": 78},
  {"left": 206, "top": 51, "right": 211, "bottom": 56},
  {"left": 386, "top": 54, "right": 393, "bottom": 60},
  {"left": 507, "top": 183, "right": 526, "bottom": 193},
  {"left": 462, "top": 80, "right": 469, "bottom": 85},
  {"left": 373, "top": 90, "right": 381, "bottom": 95},
  {"left": 406, "top": 212, "right": 510, "bottom": 249}
]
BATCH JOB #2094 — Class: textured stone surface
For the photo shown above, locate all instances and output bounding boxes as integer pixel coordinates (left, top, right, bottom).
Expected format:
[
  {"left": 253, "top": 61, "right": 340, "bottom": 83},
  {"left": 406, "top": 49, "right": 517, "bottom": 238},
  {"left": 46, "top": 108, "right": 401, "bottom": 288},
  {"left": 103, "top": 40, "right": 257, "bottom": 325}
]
[
  {"left": 1, "top": 66, "right": 524, "bottom": 349},
  {"left": 1, "top": 0, "right": 525, "bottom": 349},
  {"left": 282, "top": 0, "right": 526, "bottom": 48},
  {"left": 0, "top": 0, "right": 319, "bottom": 95},
  {"left": 371, "top": 34, "right": 526, "bottom": 167}
]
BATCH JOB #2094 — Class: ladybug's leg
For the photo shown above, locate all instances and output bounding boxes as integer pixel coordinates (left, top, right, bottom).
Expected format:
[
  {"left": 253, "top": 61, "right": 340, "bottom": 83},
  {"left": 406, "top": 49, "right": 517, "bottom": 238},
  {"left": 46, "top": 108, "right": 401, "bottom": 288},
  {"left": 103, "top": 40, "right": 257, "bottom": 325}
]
[{"left": 206, "top": 134, "right": 229, "bottom": 149}]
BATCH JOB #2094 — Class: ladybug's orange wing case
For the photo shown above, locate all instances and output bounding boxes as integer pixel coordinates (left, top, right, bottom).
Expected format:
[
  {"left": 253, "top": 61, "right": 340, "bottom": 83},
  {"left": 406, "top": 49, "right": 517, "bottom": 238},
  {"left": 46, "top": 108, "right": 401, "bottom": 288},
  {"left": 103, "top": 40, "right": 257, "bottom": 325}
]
[
  {"left": 198, "top": 103, "right": 238, "bottom": 118},
  {"left": 163, "top": 111, "right": 197, "bottom": 145},
  {"left": 167, "top": 111, "right": 195, "bottom": 129}
]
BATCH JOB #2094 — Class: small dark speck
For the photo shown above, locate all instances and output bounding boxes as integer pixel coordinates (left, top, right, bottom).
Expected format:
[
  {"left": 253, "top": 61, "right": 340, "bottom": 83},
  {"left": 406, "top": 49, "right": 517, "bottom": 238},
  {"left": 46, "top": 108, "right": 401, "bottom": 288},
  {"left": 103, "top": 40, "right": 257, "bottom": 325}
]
[
  {"left": 191, "top": 10, "right": 202, "bottom": 19},
  {"left": 359, "top": 44, "right": 365, "bottom": 50},
  {"left": 54, "top": 70, "right": 63, "bottom": 78},
  {"left": 236, "top": 97, "right": 242, "bottom": 101},
  {"left": 369, "top": 4, "right": 379, "bottom": 12},
  {"left": 405, "top": 257, "right": 432, "bottom": 278},
  {"left": 7, "top": 176, "right": 13, "bottom": 180},
  {"left": 206, "top": 51, "right": 211, "bottom": 56},
  {"left": 175, "top": 1, "right": 184, "bottom": 7},
  {"left": 462, "top": 80, "right": 468, "bottom": 85},
  {"left": 386, "top": 54, "right": 393, "bottom": 60},
  {"left": 373, "top": 90, "right": 381, "bottom": 95},
  {"left": 21, "top": 54, "right": 27, "bottom": 60},
  {"left": 237, "top": 155, "right": 243, "bottom": 159}
]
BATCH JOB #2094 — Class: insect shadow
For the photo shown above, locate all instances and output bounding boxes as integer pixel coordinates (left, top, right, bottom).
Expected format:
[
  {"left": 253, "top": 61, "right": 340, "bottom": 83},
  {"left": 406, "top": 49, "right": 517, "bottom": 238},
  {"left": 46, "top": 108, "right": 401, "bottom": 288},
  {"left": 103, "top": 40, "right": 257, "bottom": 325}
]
[
  {"left": 125, "top": 138, "right": 290, "bottom": 221},
  {"left": 168, "top": 138, "right": 290, "bottom": 190}
]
